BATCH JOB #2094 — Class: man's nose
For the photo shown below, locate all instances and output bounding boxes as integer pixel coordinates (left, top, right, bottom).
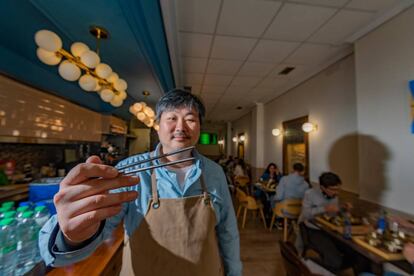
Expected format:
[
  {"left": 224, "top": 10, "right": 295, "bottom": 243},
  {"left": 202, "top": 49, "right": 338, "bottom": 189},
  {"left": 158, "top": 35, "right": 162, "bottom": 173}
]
[{"left": 175, "top": 118, "right": 186, "bottom": 131}]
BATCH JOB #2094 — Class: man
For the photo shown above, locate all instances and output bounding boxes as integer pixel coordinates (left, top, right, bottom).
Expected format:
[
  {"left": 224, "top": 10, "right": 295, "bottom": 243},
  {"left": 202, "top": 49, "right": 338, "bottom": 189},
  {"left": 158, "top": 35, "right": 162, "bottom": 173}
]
[
  {"left": 39, "top": 89, "right": 242, "bottom": 276},
  {"left": 298, "top": 172, "right": 369, "bottom": 274},
  {"left": 274, "top": 163, "right": 308, "bottom": 203}
]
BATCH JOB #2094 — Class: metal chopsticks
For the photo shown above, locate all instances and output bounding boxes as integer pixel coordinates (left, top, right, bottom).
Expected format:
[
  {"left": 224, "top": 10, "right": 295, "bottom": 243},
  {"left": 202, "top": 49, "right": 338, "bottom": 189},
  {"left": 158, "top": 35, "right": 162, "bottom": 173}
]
[
  {"left": 117, "top": 145, "right": 195, "bottom": 174},
  {"left": 122, "top": 157, "right": 196, "bottom": 175}
]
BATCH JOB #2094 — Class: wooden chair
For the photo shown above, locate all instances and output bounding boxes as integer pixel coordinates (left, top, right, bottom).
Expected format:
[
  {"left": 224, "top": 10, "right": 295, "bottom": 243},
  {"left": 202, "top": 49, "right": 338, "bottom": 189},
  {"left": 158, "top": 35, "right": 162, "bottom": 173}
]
[
  {"left": 269, "top": 199, "right": 302, "bottom": 242},
  {"left": 236, "top": 188, "right": 267, "bottom": 229},
  {"left": 234, "top": 175, "right": 250, "bottom": 195},
  {"left": 235, "top": 188, "right": 248, "bottom": 219},
  {"left": 279, "top": 241, "right": 323, "bottom": 276}
]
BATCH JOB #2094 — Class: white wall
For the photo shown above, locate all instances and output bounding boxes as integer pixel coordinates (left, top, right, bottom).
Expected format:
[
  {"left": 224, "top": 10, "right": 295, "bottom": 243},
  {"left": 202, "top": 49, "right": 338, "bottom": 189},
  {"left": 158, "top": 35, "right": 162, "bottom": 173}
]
[
  {"left": 355, "top": 6, "right": 414, "bottom": 213},
  {"left": 263, "top": 56, "right": 358, "bottom": 192}
]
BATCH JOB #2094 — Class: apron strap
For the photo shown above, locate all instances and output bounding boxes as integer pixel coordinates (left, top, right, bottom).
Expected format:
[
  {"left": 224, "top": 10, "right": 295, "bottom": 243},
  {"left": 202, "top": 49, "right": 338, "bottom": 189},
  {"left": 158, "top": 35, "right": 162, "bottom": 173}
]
[
  {"left": 199, "top": 175, "right": 210, "bottom": 204},
  {"left": 150, "top": 148, "right": 209, "bottom": 207},
  {"left": 150, "top": 151, "right": 160, "bottom": 209},
  {"left": 151, "top": 171, "right": 159, "bottom": 208}
]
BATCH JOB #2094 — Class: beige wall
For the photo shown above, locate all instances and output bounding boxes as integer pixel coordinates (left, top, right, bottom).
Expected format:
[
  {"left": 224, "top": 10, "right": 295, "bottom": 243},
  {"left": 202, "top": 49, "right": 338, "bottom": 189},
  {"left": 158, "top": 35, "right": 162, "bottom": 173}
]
[
  {"left": 355, "top": 6, "right": 414, "bottom": 214},
  {"left": 263, "top": 55, "right": 359, "bottom": 193},
  {"left": 230, "top": 6, "right": 414, "bottom": 214},
  {"left": 231, "top": 56, "right": 358, "bottom": 191}
]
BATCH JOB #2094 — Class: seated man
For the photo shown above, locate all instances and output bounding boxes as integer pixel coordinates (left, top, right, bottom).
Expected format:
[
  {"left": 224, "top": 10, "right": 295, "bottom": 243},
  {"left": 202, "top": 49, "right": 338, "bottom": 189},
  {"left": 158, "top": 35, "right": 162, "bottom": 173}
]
[
  {"left": 269, "top": 163, "right": 308, "bottom": 228},
  {"left": 298, "top": 172, "right": 370, "bottom": 274},
  {"left": 274, "top": 163, "right": 308, "bottom": 203}
]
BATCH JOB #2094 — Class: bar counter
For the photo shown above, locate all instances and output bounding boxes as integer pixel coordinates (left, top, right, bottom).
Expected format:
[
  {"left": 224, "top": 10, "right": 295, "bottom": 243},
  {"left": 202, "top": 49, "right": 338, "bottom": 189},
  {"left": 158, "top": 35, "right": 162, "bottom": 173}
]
[{"left": 47, "top": 223, "right": 124, "bottom": 276}]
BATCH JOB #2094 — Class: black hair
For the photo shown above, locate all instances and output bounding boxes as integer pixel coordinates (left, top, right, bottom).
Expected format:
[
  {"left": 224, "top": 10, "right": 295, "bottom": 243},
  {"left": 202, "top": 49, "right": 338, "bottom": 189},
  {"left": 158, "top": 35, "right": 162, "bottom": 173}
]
[
  {"left": 265, "top": 163, "right": 278, "bottom": 174},
  {"left": 319, "top": 172, "right": 342, "bottom": 188},
  {"left": 156, "top": 88, "right": 206, "bottom": 124},
  {"left": 293, "top": 163, "right": 305, "bottom": 172}
]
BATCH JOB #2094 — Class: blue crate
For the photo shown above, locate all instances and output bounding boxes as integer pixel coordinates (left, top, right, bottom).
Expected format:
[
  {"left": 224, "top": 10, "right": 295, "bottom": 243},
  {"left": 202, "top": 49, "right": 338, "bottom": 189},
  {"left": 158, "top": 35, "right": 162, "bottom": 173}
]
[{"left": 29, "top": 178, "right": 62, "bottom": 215}]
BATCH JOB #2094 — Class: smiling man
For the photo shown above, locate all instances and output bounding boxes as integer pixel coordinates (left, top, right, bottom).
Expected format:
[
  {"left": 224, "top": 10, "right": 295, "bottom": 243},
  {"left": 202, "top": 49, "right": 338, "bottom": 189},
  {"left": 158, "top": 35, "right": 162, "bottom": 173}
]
[{"left": 38, "top": 89, "right": 242, "bottom": 276}]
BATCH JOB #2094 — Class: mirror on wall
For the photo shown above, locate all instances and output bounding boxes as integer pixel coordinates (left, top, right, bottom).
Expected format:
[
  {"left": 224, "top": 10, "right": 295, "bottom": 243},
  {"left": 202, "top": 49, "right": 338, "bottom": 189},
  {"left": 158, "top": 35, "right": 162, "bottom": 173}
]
[{"left": 282, "top": 116, "right": 309, "bottom": 178}]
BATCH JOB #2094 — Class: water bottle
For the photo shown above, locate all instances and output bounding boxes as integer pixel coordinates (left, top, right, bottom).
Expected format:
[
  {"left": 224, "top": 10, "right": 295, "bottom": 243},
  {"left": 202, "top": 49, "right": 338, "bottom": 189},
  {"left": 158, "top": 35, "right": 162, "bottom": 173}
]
[
  {"left": 0, "top": 218, "right": 18, "bottom": 276},
  {"left": 1, "top": 201, "right": 15, "bottom": 210},
  {"left": 3, "top": 211, "right": 16, "bottom": 220},
  {"left": 34, "top": 205, "right": 50, "bottom": 227},
  {"left": 15, "top": 206, "right": 29, "bottom": 223},
  {"left": 18, "top": 201, "right": 33, "bottom": 209},
  {"left": 377, "top": 210, "right": 387, "bottom": 234},
  {"left": 0, "top": 207, "right": 8, "bottom": 220},
  {"left": 34, "top": 201, "right": 46, "bottom": 207},
  {"left": 343, "top": 214, "right": 352, "bottom": 240},
  {"left": 16, "top": 211, "right": 39, "bottom": 275}
]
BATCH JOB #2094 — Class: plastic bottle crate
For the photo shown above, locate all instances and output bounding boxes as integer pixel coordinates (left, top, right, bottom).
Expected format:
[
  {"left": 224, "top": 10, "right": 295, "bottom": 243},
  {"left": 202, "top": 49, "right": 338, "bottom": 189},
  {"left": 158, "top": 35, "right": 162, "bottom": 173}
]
[{"left": 29, "top": 178, "right": 62, "bottom": 215}]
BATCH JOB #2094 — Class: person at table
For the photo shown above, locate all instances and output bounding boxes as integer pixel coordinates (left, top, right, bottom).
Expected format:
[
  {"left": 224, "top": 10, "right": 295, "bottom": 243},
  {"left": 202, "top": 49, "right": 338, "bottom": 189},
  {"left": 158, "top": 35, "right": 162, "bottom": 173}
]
[
  {"left": 274, "top": 162, "right": 308, "bottom": 202},
  {"left": 260, "top": 162, "right": 282, "bottom": 185},
  {"left": 38, "top": 89, "right": 242, "bottom": 276},
  {"left": 233, "top": 158, "right": 247, "bottom": 177},
  {"left": 268, "top": 163, "right": 308, "bottom": 227},
  {"left": 254, "top": 163, "right": 282, "bottom": 220},
  {"left": 298, "top": 172, "right": 370, "bottom": 274}
]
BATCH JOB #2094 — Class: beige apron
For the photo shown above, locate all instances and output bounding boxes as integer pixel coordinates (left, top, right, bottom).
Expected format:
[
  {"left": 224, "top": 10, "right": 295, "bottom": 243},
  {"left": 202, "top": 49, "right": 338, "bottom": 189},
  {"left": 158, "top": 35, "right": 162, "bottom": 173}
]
[{"left": 120, "top": 169, "right": 224, "bottom": 276}]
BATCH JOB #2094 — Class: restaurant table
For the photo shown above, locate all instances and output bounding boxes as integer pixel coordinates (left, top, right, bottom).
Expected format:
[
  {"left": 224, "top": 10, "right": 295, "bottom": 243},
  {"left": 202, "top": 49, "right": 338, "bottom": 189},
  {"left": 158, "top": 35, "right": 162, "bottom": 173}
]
[
  {"left": 311, "top": 220, "right": 413, "bottom": 275},
  {"left": 46, "top": 223, "right": 124, "bottom": 276}
]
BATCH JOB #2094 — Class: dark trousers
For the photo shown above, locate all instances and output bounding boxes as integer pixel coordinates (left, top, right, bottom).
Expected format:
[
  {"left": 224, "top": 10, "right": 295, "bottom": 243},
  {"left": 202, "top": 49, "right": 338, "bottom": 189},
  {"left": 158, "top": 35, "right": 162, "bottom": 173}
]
[{"left": 304, "top": 225, "right": 372, "bottom": 274}]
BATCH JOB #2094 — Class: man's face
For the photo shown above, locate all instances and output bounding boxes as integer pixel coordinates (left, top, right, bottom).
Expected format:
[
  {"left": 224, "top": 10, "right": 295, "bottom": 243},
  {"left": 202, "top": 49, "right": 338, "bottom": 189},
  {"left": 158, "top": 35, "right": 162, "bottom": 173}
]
[
  {"left": 157, "top": 106, "right": 200, "bottom": 153},
  {"left": 320, "top": 185, "right": 341, "bottom": 199}
]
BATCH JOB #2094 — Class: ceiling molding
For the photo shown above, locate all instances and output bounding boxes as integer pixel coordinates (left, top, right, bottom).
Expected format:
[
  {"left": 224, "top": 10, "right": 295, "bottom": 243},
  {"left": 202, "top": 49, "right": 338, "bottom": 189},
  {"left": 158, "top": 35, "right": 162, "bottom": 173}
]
[
  {"left": 160, "top": 0, "right": 182, "bottom": 88},
  {"left": 345, "top": 0, "right": 414, "bottom": 43}
]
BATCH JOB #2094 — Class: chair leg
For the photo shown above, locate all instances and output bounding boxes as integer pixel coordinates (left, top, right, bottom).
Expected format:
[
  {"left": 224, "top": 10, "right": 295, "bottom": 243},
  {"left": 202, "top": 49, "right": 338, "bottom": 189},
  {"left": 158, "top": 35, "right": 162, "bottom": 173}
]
[
  {"left": 242, "top": 208, "right": 247, "bottom": 229},
  {"left": 236, "top": 205, "right": 242, "bottom": 219},
  {"left": 259, "top": 207, "right": 267, "bottom": 229},
  {"left": 269, "top": 213, "right": 276, "bottom": 232},
  {"left": 283, "top": 217, "right": 288, "bottom": 241}
]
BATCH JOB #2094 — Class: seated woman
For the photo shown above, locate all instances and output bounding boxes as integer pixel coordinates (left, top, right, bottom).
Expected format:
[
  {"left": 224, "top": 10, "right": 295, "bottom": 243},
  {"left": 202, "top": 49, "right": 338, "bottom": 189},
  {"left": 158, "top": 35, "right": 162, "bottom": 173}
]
[
  {"left": 255, "top": 163, "right": 282, "bottom": 220},
  {"left": 260, "top": 163, "right": 282, "bottom": 186}
]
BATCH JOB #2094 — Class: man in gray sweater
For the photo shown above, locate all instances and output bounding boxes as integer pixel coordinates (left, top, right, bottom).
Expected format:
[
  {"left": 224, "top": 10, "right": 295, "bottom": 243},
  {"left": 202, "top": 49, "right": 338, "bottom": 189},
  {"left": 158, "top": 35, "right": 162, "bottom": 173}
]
[{"left": 298, "top": 172, "right": 371, "bottom": 274}]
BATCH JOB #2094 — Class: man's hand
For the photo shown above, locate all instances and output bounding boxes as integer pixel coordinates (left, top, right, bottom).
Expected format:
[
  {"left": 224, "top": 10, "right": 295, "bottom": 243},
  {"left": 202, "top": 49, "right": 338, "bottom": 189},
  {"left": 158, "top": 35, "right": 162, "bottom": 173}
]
[
  {"left": 403, "top": 242, "right": 414, "bottom": 264},
  {"left": 54, "top": 156, "right": 139, "bottom": 245},
  {"left": 324, "top": 204, "right": 339, "bottom": 213}
]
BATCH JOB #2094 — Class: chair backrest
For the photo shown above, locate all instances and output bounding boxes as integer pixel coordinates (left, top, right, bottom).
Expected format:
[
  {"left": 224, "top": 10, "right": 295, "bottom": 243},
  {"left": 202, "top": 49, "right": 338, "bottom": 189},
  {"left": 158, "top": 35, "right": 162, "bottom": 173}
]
[
  {"left": 236, "top": 188, "right": 248, "bottom": 205},
  {"left": 234, "top": 175, "right": 250, "bottom": 186},
  {"left": 274, "top": 198, "right": 302, "bottom": 218},
  {"left": 279, "top": 241, "right": 320, "bottom": 276},
  {"left": 244, "top": 195, "right": 259, "bottom": 209}
]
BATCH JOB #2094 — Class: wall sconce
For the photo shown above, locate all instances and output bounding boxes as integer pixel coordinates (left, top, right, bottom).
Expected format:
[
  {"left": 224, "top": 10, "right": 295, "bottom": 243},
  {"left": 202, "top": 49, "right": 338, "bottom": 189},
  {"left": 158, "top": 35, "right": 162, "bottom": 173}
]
[
  {"left": 272, "top": 128, "right": 281, "bottom": 136},
  {"left": 239, "top": 135, "right": 246, "bottom": 142},
  {"left": 302, "top": 122, "right": 318, "bottom": 133},
  {"left": 218, "top": 139, "right": 225, "bottom": 145},
  {"left": 232, "top": 137, "right": 237, "bottom": 142}
]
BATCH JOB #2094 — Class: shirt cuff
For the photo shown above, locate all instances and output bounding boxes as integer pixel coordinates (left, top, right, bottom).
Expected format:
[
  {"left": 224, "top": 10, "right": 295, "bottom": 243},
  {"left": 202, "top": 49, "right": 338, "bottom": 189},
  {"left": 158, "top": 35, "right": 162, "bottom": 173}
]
[{"left": 54, "top": 220, "right": 106, "bottom": 252}]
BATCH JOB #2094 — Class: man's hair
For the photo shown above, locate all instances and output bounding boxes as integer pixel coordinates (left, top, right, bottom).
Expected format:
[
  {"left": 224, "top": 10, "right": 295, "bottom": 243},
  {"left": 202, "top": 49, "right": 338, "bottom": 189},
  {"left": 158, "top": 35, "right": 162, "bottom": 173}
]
[
  {"left": 156, "top": 89, "right": 206, "bottom": 124},
  {"left": 293, "top": 163, "right": 304, "bottom": 172},
  {"left": 319, "top": 172, "right": 342, "bottom": 188}
]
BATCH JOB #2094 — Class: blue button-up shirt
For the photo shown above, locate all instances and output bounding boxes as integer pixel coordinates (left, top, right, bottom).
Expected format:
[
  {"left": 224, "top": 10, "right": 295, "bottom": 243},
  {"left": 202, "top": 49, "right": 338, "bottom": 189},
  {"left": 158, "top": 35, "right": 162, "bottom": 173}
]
[{"left": 39, "top": 146, "right": 242, "bottom": 275}]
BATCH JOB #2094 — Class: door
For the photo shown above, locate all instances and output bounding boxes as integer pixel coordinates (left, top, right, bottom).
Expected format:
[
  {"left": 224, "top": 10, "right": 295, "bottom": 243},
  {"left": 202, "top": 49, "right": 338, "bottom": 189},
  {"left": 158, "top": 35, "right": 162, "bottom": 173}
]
[{"left": 282, "top": 116, "right": 309, "bottom": 178}]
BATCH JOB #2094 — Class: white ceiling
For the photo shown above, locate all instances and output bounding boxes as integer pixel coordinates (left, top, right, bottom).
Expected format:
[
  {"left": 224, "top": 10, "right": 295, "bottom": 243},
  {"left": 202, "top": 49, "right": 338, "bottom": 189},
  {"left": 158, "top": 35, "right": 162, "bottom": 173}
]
[{"left": 161, "top": 0, "right": 413, "bottom": 122}]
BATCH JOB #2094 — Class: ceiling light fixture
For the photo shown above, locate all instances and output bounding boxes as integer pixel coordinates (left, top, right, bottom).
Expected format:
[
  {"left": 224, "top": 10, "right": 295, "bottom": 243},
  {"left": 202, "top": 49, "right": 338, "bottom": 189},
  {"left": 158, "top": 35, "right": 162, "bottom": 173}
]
[
  {"left": 34, "top": 27, "right": 128, "bottom": 107},
  {"left": 129, "top": 91, "right": 158, "bottom": 130}
]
